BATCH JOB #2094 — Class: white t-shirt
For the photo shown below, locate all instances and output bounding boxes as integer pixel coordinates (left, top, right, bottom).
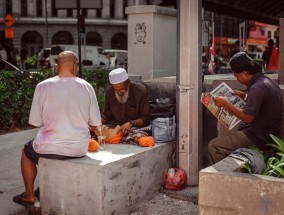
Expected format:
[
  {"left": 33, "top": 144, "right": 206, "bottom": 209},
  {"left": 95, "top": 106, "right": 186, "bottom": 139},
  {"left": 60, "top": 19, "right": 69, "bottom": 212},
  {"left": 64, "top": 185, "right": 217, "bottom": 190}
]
[{"left": 29, "top": 76, "right": 102, "bottom": 157}]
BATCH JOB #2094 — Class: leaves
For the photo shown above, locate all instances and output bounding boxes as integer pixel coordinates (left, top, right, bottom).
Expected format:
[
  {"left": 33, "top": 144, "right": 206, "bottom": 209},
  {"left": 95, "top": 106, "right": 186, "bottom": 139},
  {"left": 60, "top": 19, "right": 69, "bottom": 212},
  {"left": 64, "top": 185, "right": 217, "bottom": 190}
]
[
  {"left": 0, "top": 68, "right": 54, "bottom": 133},
  {"left": 0, "top": 66, "right": 109, "bottom": 133},
  {"left": 263, "top": 134, "right": 284, "bottom": 178}
]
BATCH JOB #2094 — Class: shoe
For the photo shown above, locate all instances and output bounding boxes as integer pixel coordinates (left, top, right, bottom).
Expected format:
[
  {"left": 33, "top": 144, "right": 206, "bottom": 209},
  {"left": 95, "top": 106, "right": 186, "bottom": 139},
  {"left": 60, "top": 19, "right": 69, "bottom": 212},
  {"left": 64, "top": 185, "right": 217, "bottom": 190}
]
[
  {"left": 13, "top": 192, "right": 34, "bottom": 207},
  {"left": 34, "top": 187, "right": 40, "bottom": 201}
]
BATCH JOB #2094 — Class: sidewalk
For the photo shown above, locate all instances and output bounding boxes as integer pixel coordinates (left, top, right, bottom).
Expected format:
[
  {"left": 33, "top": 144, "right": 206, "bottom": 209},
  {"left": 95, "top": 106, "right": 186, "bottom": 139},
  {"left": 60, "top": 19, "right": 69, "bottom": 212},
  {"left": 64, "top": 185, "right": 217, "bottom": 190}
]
[
  {"left": 0, "top": 128, "right": 40, "bottom": 215},
  {"left": 0, "top": 129, "right": 198, "bottom": 215}
]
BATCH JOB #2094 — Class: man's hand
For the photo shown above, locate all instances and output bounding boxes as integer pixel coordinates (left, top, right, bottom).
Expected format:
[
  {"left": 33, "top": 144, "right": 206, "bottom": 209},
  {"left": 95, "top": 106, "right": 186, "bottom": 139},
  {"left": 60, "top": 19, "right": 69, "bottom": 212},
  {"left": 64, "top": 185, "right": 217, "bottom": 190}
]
[
  {"left": 119, "top": 122, "right": 132, "bottom": 134},
  {"left": 213, "top": 96, "right": 229, "bottom": 108},
  {"left": 233, "top": 90, "right": 247, "bottom": 100}
]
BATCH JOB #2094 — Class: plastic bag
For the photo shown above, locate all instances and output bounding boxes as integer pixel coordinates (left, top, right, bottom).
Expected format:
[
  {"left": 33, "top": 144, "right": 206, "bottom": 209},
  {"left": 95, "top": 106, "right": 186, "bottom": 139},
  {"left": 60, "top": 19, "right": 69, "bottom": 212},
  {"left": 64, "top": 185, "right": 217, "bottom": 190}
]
[{"left": 162, "top": 168, "right": 187, "bottom": 191}]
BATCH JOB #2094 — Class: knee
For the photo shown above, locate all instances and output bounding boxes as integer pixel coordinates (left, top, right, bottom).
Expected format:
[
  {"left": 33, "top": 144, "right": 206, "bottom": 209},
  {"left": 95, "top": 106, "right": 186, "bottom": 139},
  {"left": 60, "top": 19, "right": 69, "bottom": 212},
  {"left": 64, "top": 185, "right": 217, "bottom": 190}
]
[{"left": 208, "top": 138, "right": 216, "bottom": 154}]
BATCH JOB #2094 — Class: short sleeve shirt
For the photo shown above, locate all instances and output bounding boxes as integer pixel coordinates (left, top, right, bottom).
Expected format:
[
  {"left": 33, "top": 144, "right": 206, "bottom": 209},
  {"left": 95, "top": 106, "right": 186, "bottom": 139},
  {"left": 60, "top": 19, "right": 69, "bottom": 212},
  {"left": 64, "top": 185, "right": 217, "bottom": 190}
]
[
  {"left": 239, "top": 73, "right": 283, "bottom": 148},
  {"left": 29, "top": 76, "right": 102, "bottom": 156}
]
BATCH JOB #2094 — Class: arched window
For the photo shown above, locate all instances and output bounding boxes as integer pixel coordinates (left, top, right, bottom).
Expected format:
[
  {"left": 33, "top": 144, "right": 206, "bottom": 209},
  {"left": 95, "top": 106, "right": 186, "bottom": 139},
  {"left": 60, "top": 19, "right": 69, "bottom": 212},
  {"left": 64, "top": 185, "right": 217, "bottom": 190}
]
[
  {"left": 111, "top": 32, "right": 127, "bottom": 50},
  {"left": 52, "top": 31, "right": 74, "bottom": 45},
  {"left": 86, "top": 32, "right": 102, "bottom": 46},
  {"left": 21, "top": 31, "right": 43, "bottom": 56}
]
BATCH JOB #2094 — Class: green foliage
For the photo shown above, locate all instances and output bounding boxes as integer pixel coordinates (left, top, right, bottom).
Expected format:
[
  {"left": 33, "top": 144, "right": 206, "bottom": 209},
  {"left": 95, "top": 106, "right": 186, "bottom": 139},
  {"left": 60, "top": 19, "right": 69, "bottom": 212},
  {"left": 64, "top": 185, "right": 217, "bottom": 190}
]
[
  {"left": 26, "top": 55, "right": 38, "bottom": 69},
  {"left": 263, "top": 134, "right": 284, "bottom": 177},
  {"left": 0, "top": 65, "right": 109, "bottom": 133},
  {"left": 82, "top": 66, "right": 110, "bottom": 110},
  {"left": 0, "top": 69, "right": 54, "bottom": 133}
]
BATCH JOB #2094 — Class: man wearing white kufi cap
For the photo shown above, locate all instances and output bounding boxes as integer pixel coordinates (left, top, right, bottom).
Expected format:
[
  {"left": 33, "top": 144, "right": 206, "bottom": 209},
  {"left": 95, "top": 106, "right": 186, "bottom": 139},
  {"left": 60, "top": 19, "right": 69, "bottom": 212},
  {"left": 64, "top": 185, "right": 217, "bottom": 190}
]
[{"left": 101, "top": 68, "right": 150, "bottom": 134}]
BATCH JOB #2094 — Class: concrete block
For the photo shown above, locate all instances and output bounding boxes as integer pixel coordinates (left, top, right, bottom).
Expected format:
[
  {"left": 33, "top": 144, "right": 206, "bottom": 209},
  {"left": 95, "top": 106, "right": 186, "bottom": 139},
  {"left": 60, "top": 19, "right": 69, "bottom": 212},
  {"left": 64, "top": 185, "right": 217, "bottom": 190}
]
[
  {"left": 126, "top": 5, "right": 177, "bottom": 80},
  {"left": 39, "top": 142, "right": 174, "bottom": 215},
  {"left": 199, "top": 156, "right": 284, "bottom": 215}
]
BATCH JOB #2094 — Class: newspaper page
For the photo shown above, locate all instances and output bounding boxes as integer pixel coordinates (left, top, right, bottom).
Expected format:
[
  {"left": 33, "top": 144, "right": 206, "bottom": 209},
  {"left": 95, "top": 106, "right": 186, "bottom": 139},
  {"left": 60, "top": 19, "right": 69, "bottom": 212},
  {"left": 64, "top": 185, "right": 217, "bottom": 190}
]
[{"left": 201, "top": 82, "right": 245, "bottom": 130}]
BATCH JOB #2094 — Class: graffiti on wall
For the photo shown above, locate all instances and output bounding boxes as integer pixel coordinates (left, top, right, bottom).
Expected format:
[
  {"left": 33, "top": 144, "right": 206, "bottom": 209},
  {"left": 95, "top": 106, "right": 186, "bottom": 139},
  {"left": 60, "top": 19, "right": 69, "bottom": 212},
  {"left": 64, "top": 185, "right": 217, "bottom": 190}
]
[{"left": 134, "top": 23, "right": 146, "bottom": 44}]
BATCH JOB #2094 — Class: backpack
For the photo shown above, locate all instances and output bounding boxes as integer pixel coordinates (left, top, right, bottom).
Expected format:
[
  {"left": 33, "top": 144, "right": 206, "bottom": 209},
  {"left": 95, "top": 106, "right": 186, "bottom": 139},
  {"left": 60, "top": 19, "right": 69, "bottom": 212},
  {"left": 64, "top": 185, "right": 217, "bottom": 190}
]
[{"left": 150, "top": 98, "right": 176, "bottom": 143}]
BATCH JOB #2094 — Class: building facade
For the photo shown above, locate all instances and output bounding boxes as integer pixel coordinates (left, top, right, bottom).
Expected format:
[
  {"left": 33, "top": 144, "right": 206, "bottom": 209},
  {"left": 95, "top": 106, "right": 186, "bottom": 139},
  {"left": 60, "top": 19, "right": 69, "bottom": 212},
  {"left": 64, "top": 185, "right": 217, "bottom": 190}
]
[{"left": 0, "top": 0, "right": 159, "bottom": 56}]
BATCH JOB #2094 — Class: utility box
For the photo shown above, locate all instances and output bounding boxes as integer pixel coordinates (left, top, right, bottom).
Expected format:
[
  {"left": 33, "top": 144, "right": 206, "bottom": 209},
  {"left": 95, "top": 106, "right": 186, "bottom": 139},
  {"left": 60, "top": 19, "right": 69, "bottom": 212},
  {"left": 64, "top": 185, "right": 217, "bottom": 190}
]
[{"left": 126, "top": 5, "right": 177, "bottom": 81}]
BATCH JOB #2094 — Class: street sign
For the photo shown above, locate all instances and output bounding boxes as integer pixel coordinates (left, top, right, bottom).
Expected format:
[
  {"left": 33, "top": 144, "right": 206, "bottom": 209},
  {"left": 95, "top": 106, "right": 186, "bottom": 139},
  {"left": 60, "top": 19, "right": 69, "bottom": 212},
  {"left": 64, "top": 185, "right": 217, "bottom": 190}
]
[
  {"left": 5, "top": 28, "right": 14, "bottom": 38},
  {"left": 4, "top": 14, "right": 15, "bottom": 27}
]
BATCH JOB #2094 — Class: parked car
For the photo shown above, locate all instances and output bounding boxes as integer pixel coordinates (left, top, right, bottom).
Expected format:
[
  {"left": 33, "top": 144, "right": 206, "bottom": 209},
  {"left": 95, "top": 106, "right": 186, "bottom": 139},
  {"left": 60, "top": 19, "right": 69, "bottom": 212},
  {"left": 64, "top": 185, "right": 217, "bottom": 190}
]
[
  {"left": 50, "top": 45, "right": 109, "bottom": 67},
  {"left": 105, "top": 49, "right": 128, "bottom": 67}
]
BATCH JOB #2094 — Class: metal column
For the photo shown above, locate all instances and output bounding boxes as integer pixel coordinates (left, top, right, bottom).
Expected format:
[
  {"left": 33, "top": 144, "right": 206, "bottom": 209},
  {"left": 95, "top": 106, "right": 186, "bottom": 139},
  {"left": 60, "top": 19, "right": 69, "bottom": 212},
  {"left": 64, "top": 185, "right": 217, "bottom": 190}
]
[{"left": 177, "top": 0, "right": 202, "bottom": 185}]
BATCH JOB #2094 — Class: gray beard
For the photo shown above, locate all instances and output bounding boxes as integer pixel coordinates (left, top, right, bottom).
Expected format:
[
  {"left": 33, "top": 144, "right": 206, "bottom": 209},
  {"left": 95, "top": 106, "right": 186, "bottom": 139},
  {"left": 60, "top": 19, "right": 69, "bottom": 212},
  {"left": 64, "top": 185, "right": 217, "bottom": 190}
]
[{"left": 115, "top": 89, "right": 129, "bottom": 104}]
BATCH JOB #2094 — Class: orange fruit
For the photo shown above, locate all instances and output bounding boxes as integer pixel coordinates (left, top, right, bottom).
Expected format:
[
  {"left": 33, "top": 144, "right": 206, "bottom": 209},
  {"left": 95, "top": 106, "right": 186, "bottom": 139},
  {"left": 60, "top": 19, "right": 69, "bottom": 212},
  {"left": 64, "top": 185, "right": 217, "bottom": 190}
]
[{"left": 88, "top": 138, "right": 99, "bottom": 152}]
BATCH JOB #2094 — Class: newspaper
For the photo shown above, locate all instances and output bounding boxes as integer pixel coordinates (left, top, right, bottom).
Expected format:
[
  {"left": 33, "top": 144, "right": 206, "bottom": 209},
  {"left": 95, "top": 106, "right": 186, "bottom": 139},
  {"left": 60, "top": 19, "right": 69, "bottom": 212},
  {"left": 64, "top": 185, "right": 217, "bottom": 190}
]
[{"left": 201, "top": 82, "right": 245, "bottom": 130}]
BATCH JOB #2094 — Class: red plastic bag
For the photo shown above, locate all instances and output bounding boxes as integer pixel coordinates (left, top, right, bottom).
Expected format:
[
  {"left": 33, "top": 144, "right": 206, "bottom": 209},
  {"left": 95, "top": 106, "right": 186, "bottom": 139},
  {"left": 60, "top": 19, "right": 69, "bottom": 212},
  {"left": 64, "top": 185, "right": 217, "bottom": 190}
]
[{"left": 162, "top": 168, "right": 187, "bottom": 191}]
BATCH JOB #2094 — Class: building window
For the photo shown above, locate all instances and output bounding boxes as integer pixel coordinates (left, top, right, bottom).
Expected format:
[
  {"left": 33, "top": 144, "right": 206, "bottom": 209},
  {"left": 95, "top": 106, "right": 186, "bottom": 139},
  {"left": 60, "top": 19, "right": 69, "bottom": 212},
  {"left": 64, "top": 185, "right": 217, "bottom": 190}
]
[
  {"left": 111, "top": 32, "right": 127, "bottom": 50},
  {"left": 21, "top": 0, "right": 28, "bottom": 16},
  {"left": 6, "top": 0, "right": 12, "bottom": 14},
  {"left": 21, "top": 31, "right": 43, "bottom": 56},
  {"left": 267, "top": 31, "right": 272, "bottom": 38},
  {"left": 260, "top": 27, "right": 266, "bottom": 36},
  {"left": 52, "top": 0, "right": 58, "bottom": 17},
  {"left": 86, "top": 31, "right": 102, "bottom": 46},
  {"left": 67, "top": 9, "right": 73, "bottom": 17},
  {"left": 110, "top": 0, "right": 115, "bottom": 19},
  {"left": 96, "top": 9, "right": 102, "bottom": 18},
  {"left": 36, "top": 0, "right": 43, "bottom": 17},
  {"left": 52, "top": 31, "right": 74, "bottom": 45},
  {"left": 123, "top": 0, "right": 127, "bottom": 19}
]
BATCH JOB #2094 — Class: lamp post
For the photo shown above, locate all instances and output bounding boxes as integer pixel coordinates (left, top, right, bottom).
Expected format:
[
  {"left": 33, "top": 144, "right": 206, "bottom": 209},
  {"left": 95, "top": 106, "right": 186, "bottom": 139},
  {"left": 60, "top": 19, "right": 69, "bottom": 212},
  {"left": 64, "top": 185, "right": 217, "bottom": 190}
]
[{"left": 45, "top": 0, "right": 48, "bottom": 47}]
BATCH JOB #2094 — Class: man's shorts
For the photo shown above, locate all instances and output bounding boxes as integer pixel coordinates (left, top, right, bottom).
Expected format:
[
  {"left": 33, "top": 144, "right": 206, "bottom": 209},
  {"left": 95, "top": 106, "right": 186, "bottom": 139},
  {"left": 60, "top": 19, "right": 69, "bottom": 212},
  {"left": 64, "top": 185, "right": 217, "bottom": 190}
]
[{"left": 24, "top": 139, "right": 83, "bottom": 165}]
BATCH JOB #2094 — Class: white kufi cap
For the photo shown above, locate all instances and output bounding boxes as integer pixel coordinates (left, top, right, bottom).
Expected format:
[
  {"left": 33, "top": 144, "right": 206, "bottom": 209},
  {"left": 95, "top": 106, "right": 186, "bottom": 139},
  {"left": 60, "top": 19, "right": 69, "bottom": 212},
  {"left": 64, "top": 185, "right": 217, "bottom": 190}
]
[{"left": 109, "top": 68, "right": 128, "bottom": 84}]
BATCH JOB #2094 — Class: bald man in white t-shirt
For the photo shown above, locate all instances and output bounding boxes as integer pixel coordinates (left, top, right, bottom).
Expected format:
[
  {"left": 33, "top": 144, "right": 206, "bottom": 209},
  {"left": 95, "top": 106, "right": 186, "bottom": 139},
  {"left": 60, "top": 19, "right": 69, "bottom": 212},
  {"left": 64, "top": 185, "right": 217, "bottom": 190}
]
[{"left": 13, "top": 51, "right": 102, "bottom": 207}]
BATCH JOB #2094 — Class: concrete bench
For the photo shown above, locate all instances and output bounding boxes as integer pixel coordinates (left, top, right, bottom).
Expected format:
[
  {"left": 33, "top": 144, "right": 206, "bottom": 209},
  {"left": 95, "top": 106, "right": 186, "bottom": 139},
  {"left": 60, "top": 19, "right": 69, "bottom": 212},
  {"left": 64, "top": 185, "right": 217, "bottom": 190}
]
[
  {"left": 38, "top": 142, "right": 174, "bottom": 215},
  {"left": 199, "top": 156, "right": 284, "bottom": 215}
]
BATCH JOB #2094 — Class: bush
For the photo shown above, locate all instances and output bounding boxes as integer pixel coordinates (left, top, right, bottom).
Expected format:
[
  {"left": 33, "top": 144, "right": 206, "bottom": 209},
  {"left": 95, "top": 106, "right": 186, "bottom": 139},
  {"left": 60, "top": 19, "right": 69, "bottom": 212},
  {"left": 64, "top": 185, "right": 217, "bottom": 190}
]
[
  {"left": 0, "top": 66, "right": 109, "bottom": 133},
  {"left": 82, "top": 66, "right": 110, "bottom": 110},
  {"left": 26, "top": 55, "right": 38, "bottom": 69},
  {"left": 0, "top": 69, "right": 54, "bottom": 133}
]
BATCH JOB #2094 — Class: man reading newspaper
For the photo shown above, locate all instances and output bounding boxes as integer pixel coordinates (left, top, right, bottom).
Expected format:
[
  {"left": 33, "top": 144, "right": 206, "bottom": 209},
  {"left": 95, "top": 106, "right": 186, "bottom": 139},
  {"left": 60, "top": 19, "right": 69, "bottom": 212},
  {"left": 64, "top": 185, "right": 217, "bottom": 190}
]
[{"left": 208, "top": 52, "right": 283, "bottom": 164}]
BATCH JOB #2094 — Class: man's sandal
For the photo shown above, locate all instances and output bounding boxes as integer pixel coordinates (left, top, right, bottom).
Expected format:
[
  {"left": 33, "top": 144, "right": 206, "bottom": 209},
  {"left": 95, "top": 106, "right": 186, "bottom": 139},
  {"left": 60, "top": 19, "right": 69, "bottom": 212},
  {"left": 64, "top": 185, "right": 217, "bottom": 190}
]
[{"left": 13, "top": 193, "right": 34, "bottom": 207}]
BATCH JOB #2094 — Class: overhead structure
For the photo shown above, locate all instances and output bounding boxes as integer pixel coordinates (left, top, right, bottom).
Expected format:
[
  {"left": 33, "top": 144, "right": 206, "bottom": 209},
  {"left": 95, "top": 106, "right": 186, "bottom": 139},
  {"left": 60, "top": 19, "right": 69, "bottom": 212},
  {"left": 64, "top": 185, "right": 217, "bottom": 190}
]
[{"left": 202, "top": 0, "right": 284, "bottom": 25}]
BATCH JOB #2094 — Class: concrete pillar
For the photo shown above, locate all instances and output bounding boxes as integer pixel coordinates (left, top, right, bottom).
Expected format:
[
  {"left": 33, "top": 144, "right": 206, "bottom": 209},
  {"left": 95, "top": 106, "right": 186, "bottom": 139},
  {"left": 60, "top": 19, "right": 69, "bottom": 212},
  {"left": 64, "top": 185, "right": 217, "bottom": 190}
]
[
  {"left": 116, "top": 0, "right": 124, "bottom": 19},
  {"left": 12, "top": 0, "right": 21, "bottom": 16},
  {"left": 126, "top": 5, "right": 177, "bottom": 80},
  {"left": 279, "top": 18, "right": 284, "bottom": 84},
  {"left": 27, "top": 0, "right": 36, "bottom": 16},
  {"left": 88, "top": 10, "right": 97, "bottom": 18},
  {"left": 57, "top": 10, "right": 67, "bottom": 18},
  {"left": 102, "top": 0, "right": 110, "bottom": 19},
  {"left": 177, "top": 0, "right": 202, "bottom": 185},
  {"left": 46, "top": 0, "right": 52, "bottom": 17}
]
